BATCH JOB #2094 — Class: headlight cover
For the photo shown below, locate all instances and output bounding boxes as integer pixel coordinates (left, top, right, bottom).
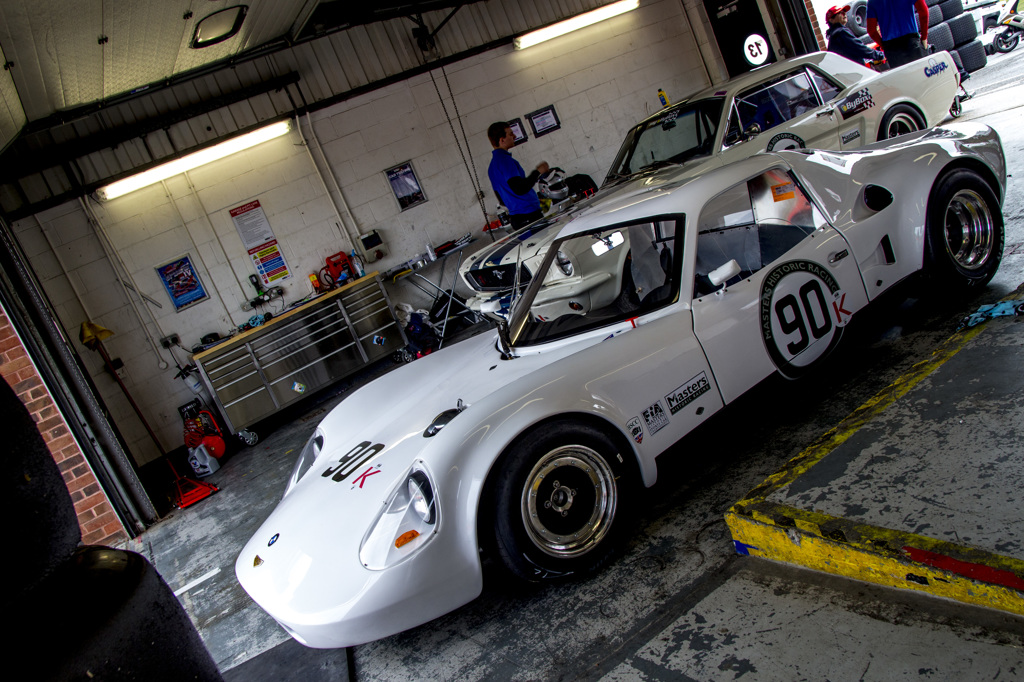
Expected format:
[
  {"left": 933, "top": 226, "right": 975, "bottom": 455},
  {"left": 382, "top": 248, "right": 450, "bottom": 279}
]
[
  {"left": 359, "top": 462, "right": 439, "bottom": 570},
  {"left": 284, "top": 429, "right": 323, "bottom": 497}
]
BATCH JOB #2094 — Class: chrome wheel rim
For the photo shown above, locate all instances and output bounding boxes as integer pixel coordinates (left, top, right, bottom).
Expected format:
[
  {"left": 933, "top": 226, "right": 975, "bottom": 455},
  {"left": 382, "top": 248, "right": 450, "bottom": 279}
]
[
  {"left": 521, "top": 445, "right": 617, "bottom": 558},
  {"left": 886, "top": 112, "right": 920, "bottom": 138},
  {"left": 944, "top": 188, "right": 995, "bottom": 271}
]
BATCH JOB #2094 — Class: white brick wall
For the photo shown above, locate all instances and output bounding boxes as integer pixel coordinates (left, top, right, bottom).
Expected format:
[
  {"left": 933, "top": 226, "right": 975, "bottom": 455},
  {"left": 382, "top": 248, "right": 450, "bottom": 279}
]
[{"left": 12, "top": 0, "right": 719, "bottom": 466}]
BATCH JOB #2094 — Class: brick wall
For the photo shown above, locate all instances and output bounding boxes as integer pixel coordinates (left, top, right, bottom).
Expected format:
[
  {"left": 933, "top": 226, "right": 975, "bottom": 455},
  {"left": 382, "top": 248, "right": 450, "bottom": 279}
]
[
  {"left": 806, "top": 0, "right": 827, "bottom": 50},
  {"left": 0, "top": 307, "right": 128, "bottom": 546}
]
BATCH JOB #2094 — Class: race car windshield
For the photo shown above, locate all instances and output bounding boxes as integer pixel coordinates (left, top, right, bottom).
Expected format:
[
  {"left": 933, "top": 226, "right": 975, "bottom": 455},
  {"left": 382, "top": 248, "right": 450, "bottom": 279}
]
[
  {"left": 510, "top": 217, "right": 682, "bottom": 347},
  {"left": 604, "top": 98, "right": 724, "bottom": 185}
]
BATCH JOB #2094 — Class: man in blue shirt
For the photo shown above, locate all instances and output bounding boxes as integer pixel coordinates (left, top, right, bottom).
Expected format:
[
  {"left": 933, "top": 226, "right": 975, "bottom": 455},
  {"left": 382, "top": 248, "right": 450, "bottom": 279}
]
[
  {"left": 487, "top": 121, "right": 549, "bottom": 229},
  {"left": 826, "top": 5, "right": 884, "bottom": 64},
  {"left": 866, "top": 0, "right": 929, "bottom": 67}
]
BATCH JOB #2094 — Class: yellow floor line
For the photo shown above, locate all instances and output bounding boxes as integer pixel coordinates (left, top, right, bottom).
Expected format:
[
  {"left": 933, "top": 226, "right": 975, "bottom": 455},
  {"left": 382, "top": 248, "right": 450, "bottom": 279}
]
[{"left": 727, "top": 285, "right": 1024, "bottom": 614}]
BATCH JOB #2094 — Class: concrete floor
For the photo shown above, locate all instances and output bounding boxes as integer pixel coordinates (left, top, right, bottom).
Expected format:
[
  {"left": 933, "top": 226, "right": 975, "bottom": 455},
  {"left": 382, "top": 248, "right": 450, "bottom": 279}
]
[{"left": 123, "top": 49, "right": 1024, "bottom": 680}]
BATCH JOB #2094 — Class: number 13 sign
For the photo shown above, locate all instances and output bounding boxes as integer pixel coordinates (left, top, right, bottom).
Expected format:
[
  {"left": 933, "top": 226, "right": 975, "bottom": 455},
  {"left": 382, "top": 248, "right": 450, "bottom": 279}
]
[{"left": 743, "top": 34, "right": 770, "bottom": 66}]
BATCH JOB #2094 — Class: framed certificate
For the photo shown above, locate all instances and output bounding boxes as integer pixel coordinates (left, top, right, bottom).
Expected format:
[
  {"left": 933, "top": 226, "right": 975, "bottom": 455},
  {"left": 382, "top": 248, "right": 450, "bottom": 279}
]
[{"left": 525, "top": 105, "right": 561, "bottom": 137}]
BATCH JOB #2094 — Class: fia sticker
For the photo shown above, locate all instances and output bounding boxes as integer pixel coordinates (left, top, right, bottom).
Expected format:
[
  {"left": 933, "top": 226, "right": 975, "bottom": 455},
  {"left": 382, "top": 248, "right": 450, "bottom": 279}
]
[
  {"left": 627, "top": 416, "right": 644, "bottom": 444},
  {"left": 350, "top": 463, "right": 382, "bottom": 490},
  {"left": 642, "top": 400, "right": 670, "bottom": 435},
  {"left": 771, "top": 182, "right": 796, "bottom": 202},
  {"left": 292, "top": 382, "right": 307, "bottom": 394}
]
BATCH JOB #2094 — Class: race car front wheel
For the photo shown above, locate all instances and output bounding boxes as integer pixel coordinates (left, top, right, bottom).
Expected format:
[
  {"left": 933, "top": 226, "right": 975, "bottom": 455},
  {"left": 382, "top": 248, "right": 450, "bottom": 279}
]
[
  {"left": 924, "top": 169, "right": 1003, "bottom": 291},
  {"left": 491, "top": 421, "right": 633, "bottom": 582},
  {"left": 878, "top": 104, "right": 925, "bottom": 140}
]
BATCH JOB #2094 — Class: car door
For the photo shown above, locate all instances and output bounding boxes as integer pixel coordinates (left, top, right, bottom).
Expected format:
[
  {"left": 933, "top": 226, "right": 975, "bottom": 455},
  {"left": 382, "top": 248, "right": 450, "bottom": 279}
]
[
  {"left": 721, "top": 68, "right": 843, "bottom": 161},
  {"left": 689, "top": 163, "right": 870, "bottom": 404}
]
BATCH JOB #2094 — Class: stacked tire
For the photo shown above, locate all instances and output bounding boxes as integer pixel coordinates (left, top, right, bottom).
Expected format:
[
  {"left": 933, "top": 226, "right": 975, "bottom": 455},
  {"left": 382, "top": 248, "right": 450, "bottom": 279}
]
[
  {"left": 925, "top": 0, "right": 987, "bottom": 73},
  {"left": 844, "top": 0, "right": 986, "bottom": 74}
]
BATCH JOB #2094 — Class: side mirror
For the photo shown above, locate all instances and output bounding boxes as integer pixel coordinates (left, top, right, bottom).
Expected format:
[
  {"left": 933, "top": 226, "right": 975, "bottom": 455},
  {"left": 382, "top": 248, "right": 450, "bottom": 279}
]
[
  {"left": 742, "top": 123, "right": 762, "bottom": 141},
  {"left": 709, "top": 259, "right": 741, "bottom": 287}
]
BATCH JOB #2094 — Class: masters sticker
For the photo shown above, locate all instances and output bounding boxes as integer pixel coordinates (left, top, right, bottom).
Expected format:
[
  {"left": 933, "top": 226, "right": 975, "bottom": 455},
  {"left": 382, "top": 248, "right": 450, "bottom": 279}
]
[
  {"left": 766, "top": 132, "right": 805, "bottom": 152},
  {"left": 627, "top": 416, "right": 644, "bottom": 444},
  {"left": 665, "top": 372, "right": 711, "bottom": 415},
  {"left": 642, "top": 400, "right": 670, "bottom": 435},
  {"left": 838, "top": 88, "right": 874, "bottom": 120},
  {"left": 841, "top": 129, "right": 861, "bottom": 145},
  {"left": 759, "top": 260, "right": 852, "bottom": 378}
]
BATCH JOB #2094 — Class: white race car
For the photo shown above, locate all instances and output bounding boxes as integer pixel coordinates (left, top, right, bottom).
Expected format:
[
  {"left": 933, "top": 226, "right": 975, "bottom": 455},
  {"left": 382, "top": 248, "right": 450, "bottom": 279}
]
[
  {"left": 461, "top": 50, "right": 960, "bottom": 310},
  {"left": 236, "top": 123, "right": 1004, "bottom": 648}
]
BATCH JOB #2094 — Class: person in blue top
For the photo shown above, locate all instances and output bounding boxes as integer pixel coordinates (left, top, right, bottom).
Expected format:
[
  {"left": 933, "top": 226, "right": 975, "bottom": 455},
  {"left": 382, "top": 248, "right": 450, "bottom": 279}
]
[
  {"left": 487, "top": 121, "right": 549, "bottom": 229},
  {"left": 826, "top": 5, "right": 884, "bottom": 64},
  {"left": 866, "top": 0, "right": 929, "bottom": 68}
]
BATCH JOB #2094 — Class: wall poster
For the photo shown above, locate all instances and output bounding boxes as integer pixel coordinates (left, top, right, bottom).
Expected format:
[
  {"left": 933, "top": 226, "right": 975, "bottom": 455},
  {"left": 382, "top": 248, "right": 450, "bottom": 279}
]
[
  {"left": 155, "top": 254, "right": 209, "bottom": 312},
  {"left": 230, "top": 199, "right": 292, "bottom": 286},
  {"left": 385, "top": 162, "right": 427, "bottom": 210}
]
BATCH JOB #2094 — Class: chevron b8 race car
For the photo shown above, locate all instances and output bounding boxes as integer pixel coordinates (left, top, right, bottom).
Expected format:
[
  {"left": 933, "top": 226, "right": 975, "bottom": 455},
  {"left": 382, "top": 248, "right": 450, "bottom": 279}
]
[
  {"left": 460, "top": 50, "right": 959, "bottom": 309},
  {"left": 236, "top": 123, "right": 1004, "bottom": 648}
]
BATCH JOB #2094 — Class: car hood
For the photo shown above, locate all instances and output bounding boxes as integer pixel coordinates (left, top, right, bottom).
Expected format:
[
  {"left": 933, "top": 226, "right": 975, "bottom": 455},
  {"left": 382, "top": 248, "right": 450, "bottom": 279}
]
[{"left": 235, "top": 329, "right": 584, "bottom": 635}]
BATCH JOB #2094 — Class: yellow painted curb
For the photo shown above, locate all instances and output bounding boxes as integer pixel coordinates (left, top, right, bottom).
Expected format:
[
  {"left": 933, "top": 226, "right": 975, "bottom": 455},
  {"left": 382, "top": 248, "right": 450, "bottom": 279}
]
[
  {"left": 727, "top": 286, "right": 1024, "bottom": 613},
  {"left": 726, "top": 512, "right": 1024, "bottom": 616}
]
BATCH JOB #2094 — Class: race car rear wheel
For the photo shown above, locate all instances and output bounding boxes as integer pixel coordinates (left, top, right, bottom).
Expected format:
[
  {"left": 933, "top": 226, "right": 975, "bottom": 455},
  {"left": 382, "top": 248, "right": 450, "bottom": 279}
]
[
  {"left": 878, "top": 104, "right": 925, "bottom": 140},
  {"left": 491, "top": 421, "right": 632, "bottom": 582},
  {"left": 924, "top": 169, "right": 1003, "bottom": 291}
]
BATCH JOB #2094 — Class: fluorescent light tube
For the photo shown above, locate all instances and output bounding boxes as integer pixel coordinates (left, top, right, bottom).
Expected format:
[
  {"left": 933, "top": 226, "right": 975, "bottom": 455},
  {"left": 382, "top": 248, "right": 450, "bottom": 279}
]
[
  {"left": 97, "top": 120, "right": 292, "bottom": 201},
  {"left": 514, "top": 0, "right": 639, "bottom": 50}
]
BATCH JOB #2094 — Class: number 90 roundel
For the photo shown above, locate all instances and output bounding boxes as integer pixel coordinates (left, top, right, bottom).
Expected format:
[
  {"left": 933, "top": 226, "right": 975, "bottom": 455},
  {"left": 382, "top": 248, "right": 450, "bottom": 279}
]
[{"left": 760, "top": 260, "right": 852, "bottom": 378}]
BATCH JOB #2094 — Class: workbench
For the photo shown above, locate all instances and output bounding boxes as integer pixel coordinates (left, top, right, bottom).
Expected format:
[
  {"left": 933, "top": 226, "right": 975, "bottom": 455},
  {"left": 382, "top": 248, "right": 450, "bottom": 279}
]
[{"left": 193, "top": 273, "right": 406, "bottom": 437}]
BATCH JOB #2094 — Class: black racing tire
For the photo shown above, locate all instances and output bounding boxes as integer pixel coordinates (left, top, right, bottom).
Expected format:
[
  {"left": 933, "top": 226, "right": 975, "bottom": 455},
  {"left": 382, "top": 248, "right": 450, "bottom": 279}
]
[
  {"left": 878, "top": 104, "right": 925, "bottom": 140},
  {"left": 926, "top": 0, "right": 942, "bottom": 7},
  {"left": 928, "top": 22, "right": 955, "bottom": 52},
  {"left": 492, "top": 420, "right": 634, "bottom": 582},
  {"left": 946, "top": 13, "right": 978, "bottom": 46},
  {"left": 956, "top": 39, "right": 988, "bottom": 72},
  {"left": 924, "top": 169, "right": 1003, "bottom": 291},
  {"left": 928, "top": 4, "right": 944, "bottom": 27},
  {"left": 848, "top": 0, "right": 868, "bottom": 36},
  {"left": 937, "top": 0, "right": 963, "bottom": 20},
  {"left": 994, "top": 28, "right": 1021, "bottom": 53},
  {"left": 950, "top": 48, "right": 965, "bottom": 73}
]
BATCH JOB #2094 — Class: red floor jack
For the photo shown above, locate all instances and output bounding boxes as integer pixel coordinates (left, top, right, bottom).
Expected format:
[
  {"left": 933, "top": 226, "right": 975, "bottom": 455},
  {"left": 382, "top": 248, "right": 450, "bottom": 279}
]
[{"left": 174, "top": 399, "right": 224, "bottom": 509}]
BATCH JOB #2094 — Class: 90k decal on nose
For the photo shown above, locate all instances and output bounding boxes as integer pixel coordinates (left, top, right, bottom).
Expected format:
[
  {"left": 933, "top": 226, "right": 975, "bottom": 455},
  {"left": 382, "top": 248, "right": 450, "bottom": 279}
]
[{"left": 760, "top": 260, "right": 852, "bottom": 379}]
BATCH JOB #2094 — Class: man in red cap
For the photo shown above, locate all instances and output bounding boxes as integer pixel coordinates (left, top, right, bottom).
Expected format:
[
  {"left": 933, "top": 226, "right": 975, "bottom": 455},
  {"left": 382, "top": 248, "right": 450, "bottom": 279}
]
[{"left": 825, "top": 5, "right": 884, "bottom": 64}]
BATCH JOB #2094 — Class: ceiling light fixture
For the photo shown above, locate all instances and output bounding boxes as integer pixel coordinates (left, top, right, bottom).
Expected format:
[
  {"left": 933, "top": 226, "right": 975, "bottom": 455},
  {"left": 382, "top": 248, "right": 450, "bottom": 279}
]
[
  {"left": 97, "top": 121, "right": 291, "bottom": 201},
  {"left": 514, "top": 0, "right": 640, "bottom": 50}
]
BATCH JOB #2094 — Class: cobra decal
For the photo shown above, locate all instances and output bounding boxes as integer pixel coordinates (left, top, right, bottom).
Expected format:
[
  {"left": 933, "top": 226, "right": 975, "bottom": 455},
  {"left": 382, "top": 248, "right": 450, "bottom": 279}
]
[
  {"left": 766, "top": 132, "right": 804, "bottom": 151},
  {"left": 838, "top": 88, "right": 874, "bottom": 120},
  {"left": 759, "top": 260, "right": 853, "bottom": 378}
]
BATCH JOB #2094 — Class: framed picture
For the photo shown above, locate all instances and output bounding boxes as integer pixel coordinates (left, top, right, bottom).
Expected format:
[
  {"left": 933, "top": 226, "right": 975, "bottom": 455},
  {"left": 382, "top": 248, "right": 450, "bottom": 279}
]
[
  {"left": 385, "top": 161, "right": 427, "bottom": 210},
  {"left": 155, "top": 254, "right": 209, "bottom": 312},
  {"left": 508, "top": 118, "right": 528, "bottom": 145},
  {"left": 525, "top": 105, "right": 561, "bottom": 137}
]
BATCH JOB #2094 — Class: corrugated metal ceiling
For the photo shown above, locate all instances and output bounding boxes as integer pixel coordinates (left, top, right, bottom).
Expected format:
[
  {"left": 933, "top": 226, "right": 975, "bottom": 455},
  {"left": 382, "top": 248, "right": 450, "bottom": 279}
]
[{"left": 0, "top": 0, "right": 611, "bottom": 220}]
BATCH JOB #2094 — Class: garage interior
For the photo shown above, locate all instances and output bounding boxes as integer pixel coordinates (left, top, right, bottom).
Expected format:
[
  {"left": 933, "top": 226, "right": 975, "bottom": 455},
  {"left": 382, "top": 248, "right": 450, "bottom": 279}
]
[{"left": 3, "top": 0, "right": 1024, "bottom": 679}]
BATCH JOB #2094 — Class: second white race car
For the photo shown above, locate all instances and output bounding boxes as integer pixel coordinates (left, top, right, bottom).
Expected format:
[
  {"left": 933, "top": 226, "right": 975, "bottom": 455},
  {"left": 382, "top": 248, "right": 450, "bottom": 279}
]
[
  {"left": 461, "top": 50, "right": 961, "bottom": 311},
  {"left": 237, "top": 123, "right": 1004, "bottom": 649}
]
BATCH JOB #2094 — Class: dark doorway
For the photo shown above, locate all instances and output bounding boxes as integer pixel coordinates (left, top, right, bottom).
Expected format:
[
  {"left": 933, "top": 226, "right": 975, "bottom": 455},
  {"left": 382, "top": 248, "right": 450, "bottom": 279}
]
[{"left": 703, "top": 0, "right": 778, "bottom": 77}]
